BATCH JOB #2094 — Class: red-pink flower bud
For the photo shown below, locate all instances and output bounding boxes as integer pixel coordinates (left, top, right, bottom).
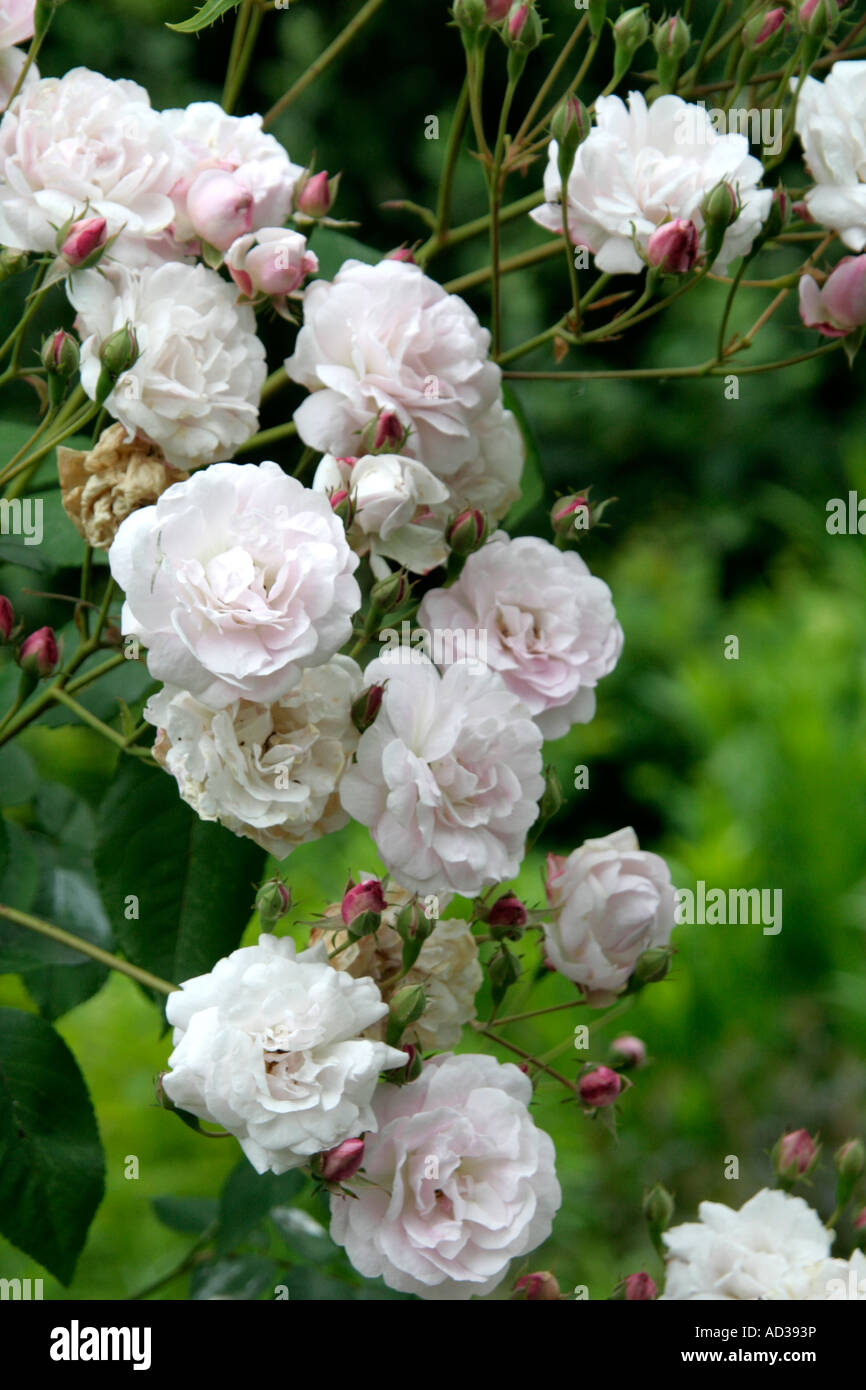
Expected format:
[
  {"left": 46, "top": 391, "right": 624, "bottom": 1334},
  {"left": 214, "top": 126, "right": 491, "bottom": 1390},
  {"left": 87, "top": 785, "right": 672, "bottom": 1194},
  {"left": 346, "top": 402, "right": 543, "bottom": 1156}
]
[
  {"left": 513, "top": 1270, "right": 560, "bottom": 1300},
  {"left": 18, "top": 626, "right": 58, "bottom": 678},
  {"left": 774, "top": 1128, "right": 819, "bottom": 1180},
  {"left": 0, "top": 596, "right": 13, "bottom": 642},
  {"left": 386, "top": 247, "right": 417, "bottom": 263},
  {"left": 341, "top": 877, "right": 387, "bottom": 926},
  {"left": 351, "top": 683, "right": 385, "bottom": 733},
  {"left": 320, "top": 1137, "right": 365, "bottom": 1184},
  {"left": 622, "top": 1271, "right": 658, "bottom": 1300},
  {"left": 744, "top": 6, "right": 787, "bottom": 49},
  {"left": 799, "top": 256, "right": 866, "bottom": 338},
  {"left": 647, "top": 217, "right": 699, "bottom": 274},
  {"left": 485, "top": 0, "right": 511, "bottom": 19},
  {"left": 488, "top": 893, "right": 528, "bottom": 928},
  {"left": 854, "top": 1207, "right": 866, "bottom": 1231},
  {"left": 447, "top": 507, "right": 488, "bottom": 556},
  {"left": 579, "top": 1065, "right": 624, "bottom": 1108},
  {"left": 508, "top": 2, "right": 529, "bottom": 38},
  {"left": 610, "top": 1034, "right": 647, "bottom": 1069},
  {"left": 297, "top": 170, "right": 333, "bottom": 219},
  {"left": 61, "top": 215, "right": 108, "bottom": 266},
  {"left": 372, "top": 410, "right": 405, "bottom": 452}
]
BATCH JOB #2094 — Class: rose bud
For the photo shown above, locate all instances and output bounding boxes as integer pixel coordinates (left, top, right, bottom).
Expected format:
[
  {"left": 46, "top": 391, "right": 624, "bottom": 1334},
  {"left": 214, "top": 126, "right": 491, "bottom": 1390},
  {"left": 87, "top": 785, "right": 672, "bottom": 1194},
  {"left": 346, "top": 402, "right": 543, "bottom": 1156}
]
[
  {"left": 370, "top": 567, "right": 411, "bottom": 612},
  {"left": 488, "top": 892, "right": 529, "bottom": 929},
  {"left": 799, "top": 257, "right": 866, "bottom": 338},
  {"left": 484, "top": 0, "right": 511, "bottom": 20},
  {"left": 653, "top": 14, "right": 690, "bottom": 58},
  {"left": 18, "top": 626, "right": 58, "bottom": 679},
  {"left": 854, "top": 1207, "right": 866, "bottom": 1232},
  {"left": 328, "top": 487, "right": 355, "bottom": 528},
  {"left": 613, "top": 6, "right": 650, "bottom": 83},
  {"left": 701, "top": 181, "right": 740, "bottom": 266},
  {"left": 40, "top": 328, "right": 79, "bottom": 378},
  {"left": 579, "top": 1065, "right": 625, "bottom": 1109},
  {"left": 742, "top": 6, "right": 787, "bottom": 51},
  {"left": 386, "top": 246, "right": 417, "bottom": 263},
  {"left": 798, "top": 0, "right": 840, "bottom": 36},
  {"left": 512, "top": 1270, "right": 560, "bottom": 1300},
  {"left": 386, "top": 984, "right": 426, "bottom": 1047},
  {"left": 255, "top": 877, "right": 292, "bottom": 925},
  {"left": 225, "top": 227, "right": 318, "bottom": 299},
  {"left": 59, "top": 215, "right": 107, "bottom": 267},
  {"left": 629, "top": 945, "right": 674, "bottom": 987},
  {"left": 362, "top": 409, "right": 408, "bottom": 454},
  {"left": 643, "top": 1181, "right": 674, "bottom": 1233},
  {"left": 609, "top": 1034, "right": 647, "bottom": 1070},
  {"left": 351, "top": 683, "right": 385, "bottom": 733},
  {"left": 341, "top": 877, "right": 387, "bottom": 927},
  {"left": 447, "top": 507, "right": 488, "bottom": 556},
  {"left": 613, "top": 1271, "right": 658, "bottom": 1300},
  {"left": 773, "top": 1128, "right": 820, "bottom": 1184},
  {"left": 186, "top": 168, "right": 253, "bottom": 251},
  {"left": 647, "top": 218, "right": 699, "bottom": 274},
  {"left": 551, "top": 98, "right": 590, "bottom": 181},
  {"left": 0, "top": 596, "right": 14, "bottom": 642},
  {"left": 506, "top": 1, "right": 542, "bottom": 50},
  {"left": 836, "top": 1139, "right": 865, "bottom": 1181},
  {"left": 95, "top": 320, "right": 138, "bottom": 404},
  {"left": 399, "top": 1043, "right": 424, "bottom": 1083},
  {"left": 0, "top": 248, "right": 29, "bottom": 282},
  {"left": 296, "top": 170, "right": 336, "bottom": 220},
  {"left": 319, "top": 1137, "right": 365, "bottom": 1184}
]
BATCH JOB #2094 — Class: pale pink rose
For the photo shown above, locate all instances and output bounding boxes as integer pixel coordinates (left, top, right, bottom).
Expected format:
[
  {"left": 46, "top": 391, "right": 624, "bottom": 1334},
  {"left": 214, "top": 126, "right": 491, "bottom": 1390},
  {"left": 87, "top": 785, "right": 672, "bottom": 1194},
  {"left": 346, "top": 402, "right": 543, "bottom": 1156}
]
[
  {"left": 543, "top": 827, "right": 676, "bottom": 1003},
  {"left": 226, "top": 226, "right": 319, "bottom": 311},
  {"left": 329, "top": 1052, "right": 561, "bottom": 1299},
  {"left": 799, "top": 256, "right": 866, "bottom": 337},
  {"left": 340, "top": 653, "right": 544, "bottom": 896},
  {"left": 69, "top": 261, "right": 266, "bottom": 470},
  {"left": 795, "top": 62, "right": 866, "bottom": 251},
  {"left": 161, "top": 100, "right": 304, "bottom": 248},
  {"left": 185, "top": 168, "right": 253, "bottom": 251},
  {"left": 531, "top": 92, "right": 771, "bottom": 274},
  {"left": 417, "top": 535, "right": 623, "bottom": 740},
  {"left": 0, "top": 0, "right": 34, "bottom": 47},
  {"left": 285, "top": 258, "right": 501, "bottom": 478},
  {"left": 0, "top": 68, "right": 180, "bottom": 260},
  {"left": 312, "top": 452, "right": 450, "bottom": 574},
  {"left": 108, "top": 461, "right": 361, "bottom": 710}
]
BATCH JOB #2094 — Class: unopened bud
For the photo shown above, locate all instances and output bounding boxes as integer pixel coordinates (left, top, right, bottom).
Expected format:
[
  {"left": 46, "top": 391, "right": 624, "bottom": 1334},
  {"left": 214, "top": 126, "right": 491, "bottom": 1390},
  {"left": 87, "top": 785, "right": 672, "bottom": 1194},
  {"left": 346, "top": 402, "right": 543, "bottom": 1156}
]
[
  {"left": 319, "top": 1137, "right": 365, "bottom": 1184},
  {"left": 60, "top": 215, "right": 107, "bottom": 267},
  {"left": 579, "top": 1065, "right": 624, "bottom": 1109},
  {"left": 643, "top": 1182, "right": 674, "bottom": 1235},
  {"left": 551, "top": 98, "right": 590, "bottom": 181},
  {"left": 653, "top": 14, "right": 690, "bottom": 58},
  {"left": 647, "top": 217, "right": 699, "bottom": 274},
  {"left": 489, "top": 942, "right": 521, "bottom": 1003},
  {"left": 18, "top": 626, "right": 58, "bottom": 679},
  {"left": 613, "top": 6, "right": 650, "bottom": 84},
  {"left": 399, "top": 1043, "right": 424, "bottom": 1083},
  {"left": 701, "top": 181, "right": 739, "bottom": 266},
  {"left": 95, "top": 321, "right": 138, "bottom": 404},
  {"left": 836, "top": 1139, "right": 865, "bottom": 1181},
  {"left": 612, "top": 1271, "right": 658, "bottom": 1300},
  {"left": 0, "top": 596, "right": 13, "bottom": 643},
  {"left": 447, "top": 507, "right": 488, "bottom": 556},
  {"left": 488, "top": 892, "right": 528, "bottom": 930},
  {"left": 538, "top": 764, "right": 564, "bottom": 824},
  {"left": 341, "top": 877, "right": 387, "bottom": 926},
  {"left": 362, "top": 409, "right": 409, "bottom": 454},
  {"left": 351, "top": 684, "right": 385, "bottom": 733},
  {"left": 773, "top": 1128, "right": 820, "bottom": 1185},
  {"left": 296, "top": 170, "right": 336, "bottom": 220},
  {"left": 370, "top": 568, "right": 411, "bottom": 612},
  {"left": 798, "top": 0, "right": 839, "bottom": 38},
  {"left": 41, "top": 329, "right": 79, "bottom": 378},
  {"left": 742, "top": 7, "right": 787, "bottom": 52},
  {"left": 512, "top": 1270, "right": 560, "bottom": 1300},
  {"left": 386, "top": 247, "right": 417, "bottom": 263},
  {"left": 609, "top": 1034, "right": 647, "bottom": 1069},
  {"left": 255, "top": 877, "right": 292, "bottom": 924},
  {"left": 0, "top": 247, "right": 29, "bottom": 281},
  {"left": 386, "top": 984, "right": 426, "bottom": 1046},
  {"left": 629, "top": 945, "right": 674, "bottom": 987}
]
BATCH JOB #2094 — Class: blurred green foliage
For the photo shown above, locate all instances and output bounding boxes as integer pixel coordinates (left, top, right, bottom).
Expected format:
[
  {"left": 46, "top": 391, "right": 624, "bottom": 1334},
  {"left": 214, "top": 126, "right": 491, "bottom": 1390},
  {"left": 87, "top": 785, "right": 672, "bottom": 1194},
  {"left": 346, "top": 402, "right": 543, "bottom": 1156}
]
[{"left": 1, "top": 0, "right": 865, "bottom": 1299}]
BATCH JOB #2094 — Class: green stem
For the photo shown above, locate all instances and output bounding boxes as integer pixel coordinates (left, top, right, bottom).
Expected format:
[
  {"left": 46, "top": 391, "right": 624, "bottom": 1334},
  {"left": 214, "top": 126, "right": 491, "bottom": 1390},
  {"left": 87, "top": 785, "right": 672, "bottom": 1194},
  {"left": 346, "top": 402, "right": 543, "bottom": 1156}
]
[
  {"left": 514, "top": 12, "right": 588, "bottom": 148},
  {"left": 716, "top": 259, "right": 748, "bottom": 360},
  {"left": 242, "top": 419, "right": 298, "bottom": 452},
  {"left": 0, "top": 903, "right": 176, "bottom": 995},
  {"left": 472, "top": 1023, "right": 576, "bottom": 1093},
  {"left": 0, "top": 264, "right": 48, "bottom": 365},
  {"left": 50, "top": 687, "right": 154, "bottom": 757},
  {"left": 418, "top": 190, "right": 543, "bottom": 262},
  {"left": 503, "top": 340, "right": 843, "bottom": 382},
  {"left": 263, "top": 0, "right": 390, "bottom": 127},
  {"left": 423, "top": 82, "right": 470, "bottom": 262},
  {"left": 442, "top": 239, "right": 562, "bottom": 295}
]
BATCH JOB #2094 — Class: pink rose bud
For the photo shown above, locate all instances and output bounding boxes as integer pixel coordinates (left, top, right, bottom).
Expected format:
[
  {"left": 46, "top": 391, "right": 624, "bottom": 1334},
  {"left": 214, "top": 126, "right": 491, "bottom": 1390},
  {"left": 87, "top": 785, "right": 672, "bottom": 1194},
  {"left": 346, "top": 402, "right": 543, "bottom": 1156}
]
[
  {"left": 297, "top": 170, "right": 333, "bottom": 219},
  {"left": 579, "top": 1065, "right": 624, "bottom": 1109},
  {"left": 186, "top": 169, "right": 253, "bottom": 251},
  {"left": 0, "top": 596, "right": 13, "bottom": 642},
  {"left": 320, "top": 1137, "right": 365, "bottom": 1184},
  {"left": 401, "top": 1043, "right": 423, "bottom": 1082},
  {"left": 513, "top": 1270, "right": 561, "bottom": 1300},
  {"left": 799, "top": 256, "right": 866, "bottom": 338},
  {"left": 485, "top": 0, "right": 511, "bottom": 20},
  {"left": 60, "top": 215, "right": 108, "bottom": 266},
  {"left": 329, "top": 487, "right": 355, "bottom": 528},
  {"left": 341, "top": 877, "right": 387, "bottom": 926},
  {"left": 226, "top": 228, "right": 318, "bottom": 299},
  {"left": 488, "top": 893, "right": 528, "bottom": 928},
  {"left": 610, "top": 1034, "right": 647, "bottom": 1069},
  {"left": 447, "top": 507, "right": 489, "bottom": 556},
  {"left": 854, "top": 1207, "right": 866, "bottom": 1231},
  {"left": 622, "top": 1271, "right": 658, "bottom": 1300},
  {"left": 41, "top": 329, "right": 79, "bottom": 378},
  {"left": 386, "top": 247, "right": 417, "bottom": 263},
  {"left": 369, "top": 410, "right": 406, "bottom": 453},
  {"left": 351, "top": 683, "right": 385, "bottom": 733},
  {"left": 744, "top": 6, "right": 787, "bottom": 49},
  {"left": 508, "top": 2, "right": 528, "bottom": 37},
  {"left": 774, "top": 1128, "right": 819, "bottom": 1181},
  {"left": 18, "top": 626, "right": 58, "bottom": 678},
  {"left": 647, "top": 217, "right": 699, "bottom": 273}
]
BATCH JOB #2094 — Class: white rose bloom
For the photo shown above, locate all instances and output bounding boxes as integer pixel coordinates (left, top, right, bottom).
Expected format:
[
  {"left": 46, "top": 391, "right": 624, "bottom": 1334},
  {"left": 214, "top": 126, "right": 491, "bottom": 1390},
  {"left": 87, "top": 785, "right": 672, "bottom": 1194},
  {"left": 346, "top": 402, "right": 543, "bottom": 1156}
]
[
  {"left": 161, "top": 101, "right": 304, "bottom": 246},
  {"left": 109, "top": 461, "right": 361, "bottom": 709},
  {"left": 146, "top": 655, "right": 363, "bottom": 857},
  {"left": 330, "top": 1052, "right": 561, "bottom": 1299},
  {"left": 162, "top": 933, "right": 407, "bottom": 1175},
  {"left": 0, "top": 68, "right": 180, "bottom": 260},
  {"left": 543, "top": 827, "right": 676, "bottom": 1004},
  {"left": 531, "top": 92, "right": 771, "bottom": 274},
  {"left": 765, "top": 1250, "right": 866, "bottom": 1301},
  {"left": 340, "top": 654, "right": 544, "bottom": 897},
  {"left": 418, "top": 535, "right": 622, "bottom": 740},
  {"left": 285, "top": 258, "right": 501, "bottom": 478},
  {"left": 661, "top": 1189, "right": 834, "bottom": 1300},
  {"left": 444, "top": 399, "right": 524, "bottom": 522},
  {"left": 313, "top": 452, "right": 450, "bottom": 575},
  {"left": 321, "top": 911, "right": 482, "bottom": 1051},
  {"left": 795, "top": 62, "right": 866, "bottom": 251},
  {"left": 69, "top": 261, "right": 265, "bottom": 470}
]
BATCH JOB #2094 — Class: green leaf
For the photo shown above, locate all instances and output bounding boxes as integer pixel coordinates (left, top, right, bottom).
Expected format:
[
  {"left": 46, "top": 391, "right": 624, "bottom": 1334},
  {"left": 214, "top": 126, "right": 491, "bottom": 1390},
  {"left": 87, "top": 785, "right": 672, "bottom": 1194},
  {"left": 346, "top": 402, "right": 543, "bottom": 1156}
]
[
  {"left": 95, "top": 760, "right": 265, "bottom": 987},
  {"left": 502, "top": 383, "right": 545, "bottom": 531},
  {"left": 152, "top": 1195, "right": 219, "bottom": 1234},
  {"left": 0, "top": 855, "right": 113, "bottom": 974},
  {"left": 167, "top": 0, "right": 241, "bottom": 34},
  {"left": 218, "top": 1159, "right": 306, "bottom": 1255},
  {"left": 0, "top": 743, "right": 39, "bottom": 805},
  {"left": 189, "top": 1254, "right": 277, "bottom": 1300},
  {"left": 0, "top": 1007, "right": 105, "bottom": 1283}
]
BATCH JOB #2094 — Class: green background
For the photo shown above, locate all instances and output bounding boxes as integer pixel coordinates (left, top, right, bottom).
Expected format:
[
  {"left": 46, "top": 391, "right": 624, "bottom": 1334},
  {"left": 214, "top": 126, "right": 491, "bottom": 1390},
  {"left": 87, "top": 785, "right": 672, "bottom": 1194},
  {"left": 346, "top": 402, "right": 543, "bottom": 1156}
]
[{"left": 1, "top": 0, "right": 864, "bottom": 1299}]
